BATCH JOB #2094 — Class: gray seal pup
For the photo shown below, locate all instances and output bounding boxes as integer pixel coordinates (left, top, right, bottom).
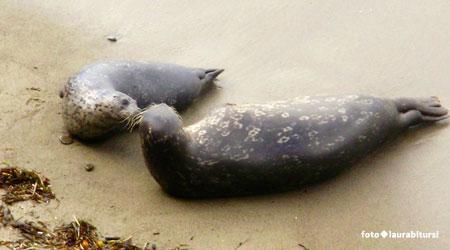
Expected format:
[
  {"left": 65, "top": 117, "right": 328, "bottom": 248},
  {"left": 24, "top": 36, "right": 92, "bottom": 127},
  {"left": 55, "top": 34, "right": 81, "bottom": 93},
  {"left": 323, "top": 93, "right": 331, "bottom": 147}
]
[
  {"left": 138, "top": 95, "right": 448, "bottom": 198},
  {"left": 60, "top": 60, "right": 224, "bottom": 140}
]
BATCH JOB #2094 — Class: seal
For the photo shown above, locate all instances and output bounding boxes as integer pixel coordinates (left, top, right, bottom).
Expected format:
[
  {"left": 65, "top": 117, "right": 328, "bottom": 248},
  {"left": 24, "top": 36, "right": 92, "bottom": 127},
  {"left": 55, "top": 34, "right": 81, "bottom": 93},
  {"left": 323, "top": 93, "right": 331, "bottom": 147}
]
[
  {"left": 138, "top": 95, "right": 448, "bottom": 198},
  {"left": 60, "top": 60, "right": 224, "bottom": 140}
]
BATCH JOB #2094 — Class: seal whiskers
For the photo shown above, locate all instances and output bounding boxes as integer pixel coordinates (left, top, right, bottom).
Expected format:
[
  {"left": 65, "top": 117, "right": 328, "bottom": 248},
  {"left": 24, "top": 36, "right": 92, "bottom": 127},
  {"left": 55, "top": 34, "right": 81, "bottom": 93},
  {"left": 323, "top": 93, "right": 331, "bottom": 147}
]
[
  {"left": 125, "top": 105, "right": 152, "bottom": 131},
  {"left": 125, "top": 103, "right": 181, "bottom": 132},
  {"left": 121, "top": 112, "right": 140, "bottom": 132}
]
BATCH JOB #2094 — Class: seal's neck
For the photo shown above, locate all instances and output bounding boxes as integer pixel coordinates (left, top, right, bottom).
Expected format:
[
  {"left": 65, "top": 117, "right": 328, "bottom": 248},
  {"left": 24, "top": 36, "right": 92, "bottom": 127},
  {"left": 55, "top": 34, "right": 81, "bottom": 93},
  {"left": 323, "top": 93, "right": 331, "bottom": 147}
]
[
  {"left": 139, "top": 116, "right": 191, "bottom": 195},
  {"left": 140, "top": 121, "right": 188, "bottom": 152}
]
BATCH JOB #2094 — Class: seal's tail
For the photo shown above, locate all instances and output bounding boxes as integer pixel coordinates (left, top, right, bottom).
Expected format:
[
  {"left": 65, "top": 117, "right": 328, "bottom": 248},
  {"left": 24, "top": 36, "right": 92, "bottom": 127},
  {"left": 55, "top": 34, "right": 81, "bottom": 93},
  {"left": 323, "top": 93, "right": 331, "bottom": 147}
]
[{"left": 395, "top": 96, "right": 449, "bottom": 127}]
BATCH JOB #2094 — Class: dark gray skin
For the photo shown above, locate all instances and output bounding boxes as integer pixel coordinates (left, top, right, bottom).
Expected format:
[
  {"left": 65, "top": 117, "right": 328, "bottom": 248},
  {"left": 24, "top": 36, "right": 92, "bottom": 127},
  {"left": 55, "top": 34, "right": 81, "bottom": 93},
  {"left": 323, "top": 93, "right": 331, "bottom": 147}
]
[
  {"left": 60, "top": 60, "right": 224, "bottom": 140},
  {"left": 139, "top": 95, "right": 448, "bottom": 198}
]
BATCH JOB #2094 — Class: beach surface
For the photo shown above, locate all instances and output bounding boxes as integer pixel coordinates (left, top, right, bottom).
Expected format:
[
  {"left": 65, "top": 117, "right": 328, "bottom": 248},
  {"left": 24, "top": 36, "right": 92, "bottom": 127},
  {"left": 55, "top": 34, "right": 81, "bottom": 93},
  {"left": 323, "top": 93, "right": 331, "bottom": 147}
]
[{"left": 1, "top": 1, "right": 449, "bottom": 249}]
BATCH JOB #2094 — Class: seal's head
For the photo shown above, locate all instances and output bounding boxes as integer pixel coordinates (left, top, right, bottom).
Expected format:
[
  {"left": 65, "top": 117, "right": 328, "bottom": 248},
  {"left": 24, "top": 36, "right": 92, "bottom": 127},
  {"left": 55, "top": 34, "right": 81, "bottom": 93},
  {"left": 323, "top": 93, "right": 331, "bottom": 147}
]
[
  {"left": 137, "top": 103, "right": 185, "bottom": 145},
  {"left": 62, "top": 88, "right": 139, "bottom": 140}
]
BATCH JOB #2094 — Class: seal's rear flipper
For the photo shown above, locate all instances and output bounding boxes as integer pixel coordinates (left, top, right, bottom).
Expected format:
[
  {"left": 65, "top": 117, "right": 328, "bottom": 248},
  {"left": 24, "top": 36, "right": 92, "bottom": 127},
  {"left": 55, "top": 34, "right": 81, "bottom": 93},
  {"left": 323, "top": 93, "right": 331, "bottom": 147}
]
[
  {"left": 395, "top": 96, "right": 449, "bottom": 127},
  {"left": 395, "top": 96, "right": 447, "bottom": 115},
  {"left": 422, "top": 114, "right": 450, "bottom": 122},
  {"left": 203, "top": 69, "right": 224, "bottom": 83},
  {"left": 198, "top": 68, "right": 225, "bottom": 91},
  {"left": 400, "top": 111, "right": 449, "bottom": 127},
  {"left": 399, "top": 105, "right": 449, "bottom": 128}
]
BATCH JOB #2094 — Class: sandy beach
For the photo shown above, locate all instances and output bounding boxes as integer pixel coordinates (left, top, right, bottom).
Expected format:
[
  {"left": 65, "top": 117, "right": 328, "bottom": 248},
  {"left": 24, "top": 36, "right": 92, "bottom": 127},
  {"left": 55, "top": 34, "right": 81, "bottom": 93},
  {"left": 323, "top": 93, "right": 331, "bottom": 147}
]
[{"left": 1, "top": 1, "right": 449, "bottom": 249}]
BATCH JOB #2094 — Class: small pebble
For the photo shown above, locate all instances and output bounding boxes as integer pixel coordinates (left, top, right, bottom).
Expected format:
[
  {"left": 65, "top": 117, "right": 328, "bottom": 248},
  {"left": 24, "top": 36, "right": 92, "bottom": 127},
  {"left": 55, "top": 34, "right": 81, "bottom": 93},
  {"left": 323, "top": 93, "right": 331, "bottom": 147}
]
[
  {"left": 59, "top": 134, "right": 73, "bottom": 145},
  {"left": 106, "top": 33, "right": 120, "bottom": 42},
  {"left": 85, "top": 164, "right": 95, "bottom": 172},
  {"left": 26, "top": 87, "right": 41, "bottom": 91}
]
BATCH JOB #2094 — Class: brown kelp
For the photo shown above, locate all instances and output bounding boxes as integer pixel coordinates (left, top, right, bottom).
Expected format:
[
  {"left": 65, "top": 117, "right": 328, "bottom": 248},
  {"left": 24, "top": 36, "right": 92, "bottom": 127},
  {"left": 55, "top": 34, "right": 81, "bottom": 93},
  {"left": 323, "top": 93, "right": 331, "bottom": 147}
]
[{"left": 0, "top": 167, "right": 55, "bottom": 204}]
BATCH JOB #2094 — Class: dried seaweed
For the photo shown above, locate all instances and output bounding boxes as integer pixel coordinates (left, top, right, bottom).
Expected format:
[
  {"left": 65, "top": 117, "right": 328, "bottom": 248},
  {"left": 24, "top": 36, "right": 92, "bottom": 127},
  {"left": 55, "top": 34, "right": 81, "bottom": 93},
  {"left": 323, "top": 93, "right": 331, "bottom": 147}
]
[
  {"left": 51, "top": 218, "right": 144, "bottom": 250},
  {"left": 0, "top": 204, "right": 14, "bottom": 226},
  {"left": 0, "top": 211, "right": 147, "bottom": 250},
  {"left": 0, "top": 167, "right": 56, "bottom": 204},
  {"left": 10, "top": 220, "right": 55, "bottom": 247},
  {"left": 0, "top": 167, "right": 154, "bottom": 249}
]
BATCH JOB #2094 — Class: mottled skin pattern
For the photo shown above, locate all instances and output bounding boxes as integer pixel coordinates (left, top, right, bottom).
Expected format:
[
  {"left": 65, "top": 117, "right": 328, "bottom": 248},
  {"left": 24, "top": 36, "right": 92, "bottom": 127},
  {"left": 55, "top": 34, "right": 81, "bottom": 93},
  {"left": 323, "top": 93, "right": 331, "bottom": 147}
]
[
  {"left": 61, "top": 60, "right": 224, "bottom": 140},
  {"left": 140, "top": 95, "right": 448, "bottom": 198}
]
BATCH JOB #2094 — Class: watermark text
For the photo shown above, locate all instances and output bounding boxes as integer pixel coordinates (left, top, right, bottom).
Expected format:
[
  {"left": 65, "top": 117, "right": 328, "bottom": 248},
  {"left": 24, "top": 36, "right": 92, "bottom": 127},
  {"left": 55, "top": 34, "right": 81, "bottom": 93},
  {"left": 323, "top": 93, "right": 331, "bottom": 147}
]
[{"left": 360, "top": 230, "right": 439, "bottom": 239}]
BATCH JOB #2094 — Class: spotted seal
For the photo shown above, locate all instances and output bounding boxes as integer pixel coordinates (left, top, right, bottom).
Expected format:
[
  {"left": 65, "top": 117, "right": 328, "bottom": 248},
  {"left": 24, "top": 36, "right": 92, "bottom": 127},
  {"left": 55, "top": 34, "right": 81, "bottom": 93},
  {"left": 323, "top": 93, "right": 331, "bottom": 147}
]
[
  {"left": 138, "top": 95, "right": 448, "bottom": 198},
  {"left": 60, "top": 60, "right": 224, "bottom": 140}
]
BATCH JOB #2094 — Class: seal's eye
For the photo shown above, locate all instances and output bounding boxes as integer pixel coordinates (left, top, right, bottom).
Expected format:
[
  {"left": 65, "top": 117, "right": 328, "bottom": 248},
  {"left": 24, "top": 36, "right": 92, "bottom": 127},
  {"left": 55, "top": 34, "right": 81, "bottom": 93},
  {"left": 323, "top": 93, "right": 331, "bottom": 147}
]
[{"left": 121, "top": 99, "right": 130, "bottom": 106}]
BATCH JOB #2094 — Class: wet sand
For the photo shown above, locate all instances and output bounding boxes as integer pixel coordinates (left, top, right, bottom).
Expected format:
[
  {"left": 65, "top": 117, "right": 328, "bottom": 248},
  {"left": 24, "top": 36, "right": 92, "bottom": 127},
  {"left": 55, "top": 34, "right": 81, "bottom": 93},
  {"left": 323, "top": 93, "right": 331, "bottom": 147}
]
[{"left": 0, "top": 1, "right": 449, "bottom": 249}]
